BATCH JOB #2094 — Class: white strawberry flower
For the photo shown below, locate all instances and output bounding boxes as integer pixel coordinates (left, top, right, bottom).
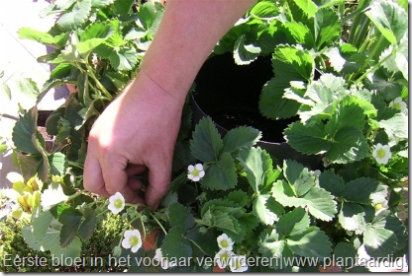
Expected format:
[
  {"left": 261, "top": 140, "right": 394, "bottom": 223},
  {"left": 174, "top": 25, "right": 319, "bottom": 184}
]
[
  {"left": 372, "top": 143, "right": 392, "bottom": 165},
  {"left": 187, "top": 163, "right": 205, "bottom": 182},
  {"left": 217, "top": 233, "right": 234, "bottom": 251},
  {"left": 154, "top": 248, "right": 177, "bottom": 270},
  {"left": 215, "top": 249, "right": 234, "bottom": 269},
  {"left": 389, "top": 97, "right": 407, "bottom": 113},
  {"left": 229, "top": 255, "right": 248, "bottom": 272},
  {"left": 121, "top": 229, "right": 142, "bottom": 253},
  {"left": 108, "top": 192, "right": 125, "bottom": 214}
]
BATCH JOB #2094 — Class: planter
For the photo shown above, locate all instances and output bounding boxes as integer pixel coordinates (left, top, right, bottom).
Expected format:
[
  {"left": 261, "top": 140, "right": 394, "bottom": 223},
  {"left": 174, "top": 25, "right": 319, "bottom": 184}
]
[{"left": 191, "top": 53, "right": 322, "bottom": 169}]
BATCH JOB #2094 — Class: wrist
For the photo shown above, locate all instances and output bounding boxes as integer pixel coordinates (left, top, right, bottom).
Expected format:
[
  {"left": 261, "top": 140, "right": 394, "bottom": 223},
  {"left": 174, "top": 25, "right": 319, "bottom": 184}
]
[{"left": 121, "top": 70, "right": 186, "bottom": 111}]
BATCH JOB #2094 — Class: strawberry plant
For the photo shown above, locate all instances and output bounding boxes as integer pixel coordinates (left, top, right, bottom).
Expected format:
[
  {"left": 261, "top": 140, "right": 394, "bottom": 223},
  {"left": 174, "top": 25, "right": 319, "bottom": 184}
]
[{"left": 1, "top": 0, "right": 408, "bottom": 272}]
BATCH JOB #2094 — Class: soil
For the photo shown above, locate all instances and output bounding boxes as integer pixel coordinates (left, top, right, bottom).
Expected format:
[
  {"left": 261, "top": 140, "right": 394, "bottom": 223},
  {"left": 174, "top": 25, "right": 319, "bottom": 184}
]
[{"left": 37, "top": 126, "right": 53, "bottom": 141}]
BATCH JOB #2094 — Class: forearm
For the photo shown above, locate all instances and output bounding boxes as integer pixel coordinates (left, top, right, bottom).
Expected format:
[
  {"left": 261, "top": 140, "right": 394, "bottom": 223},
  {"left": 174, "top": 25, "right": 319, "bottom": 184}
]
[{"left": 138, "top": 0, "right": 257, "bottom": 101}]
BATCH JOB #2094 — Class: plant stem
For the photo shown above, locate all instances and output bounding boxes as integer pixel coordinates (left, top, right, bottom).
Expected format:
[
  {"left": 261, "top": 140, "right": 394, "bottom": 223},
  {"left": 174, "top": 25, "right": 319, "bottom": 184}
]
[
  {"left": 150, "top": 213, "right": 167, "bottom": 235},
  {"left": 354, "top": 50, "right": 394, "bottom": 85},
  {"left": 65, "top": 190, "right": 83, "bottom": 203}
]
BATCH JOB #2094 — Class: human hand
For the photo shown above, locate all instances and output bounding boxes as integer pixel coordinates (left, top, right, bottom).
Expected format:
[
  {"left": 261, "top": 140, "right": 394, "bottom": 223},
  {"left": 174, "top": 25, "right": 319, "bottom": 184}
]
[{"left": 83, "top": 73, "right": 184, "bottom": 210}]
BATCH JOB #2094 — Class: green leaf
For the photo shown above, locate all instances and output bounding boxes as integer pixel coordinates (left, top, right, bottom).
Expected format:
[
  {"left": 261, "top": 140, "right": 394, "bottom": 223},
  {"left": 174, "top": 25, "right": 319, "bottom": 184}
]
[
  {"left": 12, "top": 107, "right": 39, "bottom": 154},
  {"left": 32, "top": 208, "right": 54, "bottom": 241},
  {"left": 283, "top": 22, "right": 314, "bottom": 48},
  {"left": 259, "top": 230, "right": 293, "bottom": 268},
  {"left": 190, "top": 116, "right": 223, "bottom": 162},
  {"left": 297, "top": 74, "right": 348, "bottom": 123},
  {"left": 113, "top": 0, "right": 134, "bottom": 15},
  {"left": 384, "top": 215, "right": 408, "bottom": 250},
  {"left": 250, "top": 1, "right": 280, "bottom": 20},
  {"left": 226, "top": 190, "right": 249, "bottom": 207},
  {"left": 325, "top": 127, "right": 369, "bottom": 164},
  {"left": 259, "top": 45, "right": 314, "bottom": 120},
  {"left": 201, "top": 199, "right": 238, "bottom": 217},
  {"left": 233, "top": 34, "right": 261, "bottom": 65},
  {"left": 365, "top": 0, "right": 408, "bottom": 45},
  {"left": 201, "top": 153, "right": 237, "bottom": 190},
  {"left": 222, "top": 126, "right": 261, "bottom": 154},
  {"left": 17, "top": 155, "right": 42, "bottom": 182},
  {"left": 284, "top": 121, "right": 330, "bottom": 155},
  {"left": 379, "top": 34, "right": 408, "bottom": 80},
  {"left": 343, "top": 177, "right": 387, "bottom": 205},
  {"left": 57, "top": 0, "right": 92, "bottom": 31},
  {"left": 287, "top": 227, "right": 332, "bottom": 258},
  {"left": 338, "top": 202, "right": 366, "bottom": 234},
  {"left": 253, "top": 194, "right": 284, "bottom": 225},
  {"left": 16, "top": 78, "right": 40, "bottom": 105},
  {"left": 272, "top": 180, "right": 337, "bottom": 221},
  {"left": 283, "top": 159, "right": 316, "bottom": 197},
  {"left": 48, "top": 152, "right": 68, "bottom": 176},
  {"left": 76, "top": 21, "right": 114, "bottom": 54},
  {"left": 161, "top": 227, "right": 193, "bottom": 259},
  {"left": 109, "top": 48, "right": 139, "bottom": 71},
  {"left": 137, "top": 1, "right": 164, "bottom": 36},
  {"left": 92, "top": 0, "right": 115, "bottom": 8},
  {"left": 41, "top": 182, "right": 69, "bottom": 211},
  {"left": 318, "top": 169, "right": 345, "bottom": 197},
  {"left": 334, "top": 242, "right": 357, "bottom": 263},
  {"left": 18, "top": 27, "right": 67, "bottom": 48},
  {"left": 259, "top": 78, "right": 303, "bottom": 120},
  {"left": 216, "top": 212, "right": 241, "bottom": 234},
  {"left": 226, "top": 213, "right": 259, "bottom": 243},
  {"left": 168, "top": 202, "right": 195, "bottom": 233},
  {"left": 379, "top": 113, "right": 408, "bottom": 140},
  {"left": 276, "top": 208, "right": 309, "bottom": 239},
  {"left": 326, "top": 96, "right": 368, "bottom": 135},
  {"left": 237, "top": 147, "right": 279, "bottom": 192},
  {"left": 293, "top": 0, "right": 318, "bottom": 18},
  {"left": 49, "top": 236, "right": 82, "bottom": 265},
  {"left": 363, "top": 225, "right": 396, "bottom": 258},
  {"left": 78, "top": 208, "right": 97, "bottom": 241},
  {"left": 60, "top": 223, "right": 79, "bottom": 248},
  {"left": 259, "top": 229, "right": 293, "bottom": 269},
  {"left": 365, "top": 67, "right": 403, "bottom": 101},
  {"left": 186, "top": 227, "right": 219, "bottom": 256},
  {"left": 51, "top": 204, "right": 83, "bottom": 225},
  {"left": 313, "top": 7, "right": 341, "bottom": 49}
]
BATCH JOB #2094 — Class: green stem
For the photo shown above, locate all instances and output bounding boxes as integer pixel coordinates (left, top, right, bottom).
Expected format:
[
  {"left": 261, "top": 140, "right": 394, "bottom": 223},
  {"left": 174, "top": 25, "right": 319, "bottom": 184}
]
[
  {"left": 84, "top": 63, "right": 113, "bottom": 100},
  {"left": 354, "top": 50, "right": 394, "bottom": 85},
  {"left": 64, "top": 190, "right": 83, "bottom": 203},
  {"left": 150, "top": 213, "right": 168, "bottom": 235}
]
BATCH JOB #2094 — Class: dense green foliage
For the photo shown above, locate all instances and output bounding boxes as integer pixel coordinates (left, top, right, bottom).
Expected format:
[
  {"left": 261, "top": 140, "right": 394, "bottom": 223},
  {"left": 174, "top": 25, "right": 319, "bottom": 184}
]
[{"left": 0, "top": 0, "right": 408, "bottom": 273}]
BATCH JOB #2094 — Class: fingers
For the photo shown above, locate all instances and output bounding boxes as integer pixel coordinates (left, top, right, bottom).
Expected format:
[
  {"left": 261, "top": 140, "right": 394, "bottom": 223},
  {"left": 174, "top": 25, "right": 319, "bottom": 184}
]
[
  {"left": 83, "top": 154, "right": 111, "bottom": 198},
  {"left": 101, "top": 157, "right": 143, "bottom": 204},
  {"left": 145, "top": 156, "right": 172, "bottom": 211}
]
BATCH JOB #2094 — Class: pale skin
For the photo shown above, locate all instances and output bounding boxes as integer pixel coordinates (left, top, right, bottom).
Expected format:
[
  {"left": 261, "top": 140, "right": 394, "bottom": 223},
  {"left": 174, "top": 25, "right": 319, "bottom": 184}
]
[{"left": 83, "top": 0, "right": 257, "bottom": 210}]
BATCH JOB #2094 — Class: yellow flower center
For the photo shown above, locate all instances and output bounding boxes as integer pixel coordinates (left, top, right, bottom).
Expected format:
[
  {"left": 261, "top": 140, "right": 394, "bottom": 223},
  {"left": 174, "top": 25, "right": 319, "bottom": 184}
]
[
  {"left": 221, "top": 252, "right": 229, "bottom": 262},
  {"left": 234, "top": 259, "right": 242, "bottom": 270},
  {"left": 393, "top": 103, "right": 400, "bottom": 110},
  {"left": 220, "top": 240, "right": 229, "bottom": 248},
  {"left": 377, "top": 149, "right": 386, "bottom": 158},
  {"left": 192, "top": 169, "right": 200, "bottom": 177},
  {"left": 374, "top": 203, "right": 383, "bottom": 211},
  {"left": 130, "top": 236, "right": 139, "bottom": 247},
  {"left": 114, "top": 199, "right": 123, "bottom": 208}
]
